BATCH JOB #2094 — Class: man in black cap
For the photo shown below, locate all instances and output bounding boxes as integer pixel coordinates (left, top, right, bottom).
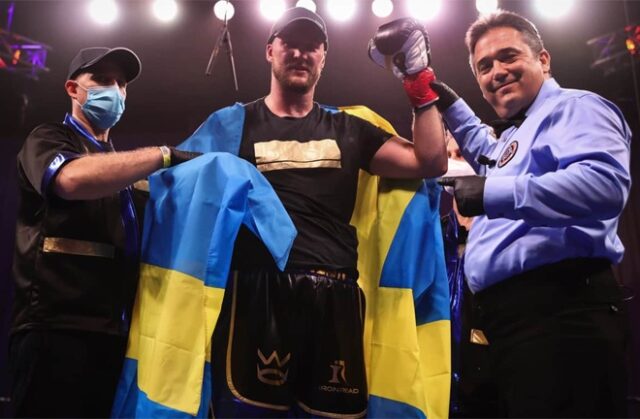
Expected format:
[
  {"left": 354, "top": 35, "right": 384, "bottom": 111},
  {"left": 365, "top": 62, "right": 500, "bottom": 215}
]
[
  {"left": 8, "top": 46, "right": 197, "bottom": 417},
  {"left": 178, "top": 7, "right": 449, "bottom": 418}
]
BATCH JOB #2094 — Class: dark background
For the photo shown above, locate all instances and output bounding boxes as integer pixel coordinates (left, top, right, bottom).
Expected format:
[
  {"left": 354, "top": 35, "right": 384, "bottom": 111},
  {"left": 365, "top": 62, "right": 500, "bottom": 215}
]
[{"left": 1, "top": 0, "right": 639, "bottom": 415}]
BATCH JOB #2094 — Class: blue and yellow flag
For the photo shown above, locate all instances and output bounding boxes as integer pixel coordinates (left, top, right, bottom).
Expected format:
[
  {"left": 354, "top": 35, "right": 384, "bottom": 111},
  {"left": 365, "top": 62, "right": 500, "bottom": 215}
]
[
  {"left": 112, "top": 152, "right": 296, "bottom": 418},
  {"left": 113, "top": 103, "right": 450, "bottom": 418},
  {"left": 340, "top": 106, "right": 450, "bottom": 419}
]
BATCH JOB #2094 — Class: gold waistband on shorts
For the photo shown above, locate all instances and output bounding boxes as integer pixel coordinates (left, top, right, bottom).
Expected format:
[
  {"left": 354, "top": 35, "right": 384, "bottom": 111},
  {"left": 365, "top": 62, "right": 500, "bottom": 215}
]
[
  {"left": 43, "top": 237, "right": 115, "bottom": 259},
  {"left": 308, "top": 269, "right": 349, "bottom": 281}
]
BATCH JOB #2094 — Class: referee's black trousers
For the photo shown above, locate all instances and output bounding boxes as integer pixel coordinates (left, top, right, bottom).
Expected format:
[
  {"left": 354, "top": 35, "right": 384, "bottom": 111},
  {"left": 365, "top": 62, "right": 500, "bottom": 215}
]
[{"left": 473, "top": 258, "right": 629, "bottom": 418}]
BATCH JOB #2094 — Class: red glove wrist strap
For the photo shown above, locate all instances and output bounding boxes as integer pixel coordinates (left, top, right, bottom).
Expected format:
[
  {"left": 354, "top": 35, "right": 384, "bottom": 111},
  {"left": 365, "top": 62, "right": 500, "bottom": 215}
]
[{"left": 403, "top": 69, "right": 439, "bottom": 109}]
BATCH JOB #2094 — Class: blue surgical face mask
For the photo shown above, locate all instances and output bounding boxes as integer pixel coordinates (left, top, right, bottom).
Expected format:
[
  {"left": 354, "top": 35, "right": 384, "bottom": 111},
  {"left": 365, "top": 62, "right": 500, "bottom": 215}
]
[{"left": 76, "top": 83, "right": 125, "bottom": 130}]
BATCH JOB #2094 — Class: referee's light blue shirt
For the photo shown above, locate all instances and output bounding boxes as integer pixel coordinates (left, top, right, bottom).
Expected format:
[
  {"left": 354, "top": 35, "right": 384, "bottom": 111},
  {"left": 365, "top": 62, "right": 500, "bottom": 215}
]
[{"left": 442, "top": 78, "right": 632, "bottom": 293}]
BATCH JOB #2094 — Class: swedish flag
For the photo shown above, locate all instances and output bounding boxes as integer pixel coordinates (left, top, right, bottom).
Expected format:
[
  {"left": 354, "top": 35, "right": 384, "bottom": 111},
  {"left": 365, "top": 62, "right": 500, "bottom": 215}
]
[
  {"left": 112, "top": 152, "right": 296, "bottom": 417},
  {"left": 342, "top": 106, "right": 450, "bottom": 418}
]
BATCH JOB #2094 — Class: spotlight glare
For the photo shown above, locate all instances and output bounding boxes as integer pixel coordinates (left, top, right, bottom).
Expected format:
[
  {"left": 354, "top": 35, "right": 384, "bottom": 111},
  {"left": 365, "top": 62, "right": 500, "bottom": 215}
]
[
  {"left": 296, "top": 0, "right": 317, "bottom": 13},
  {"left": 407, "top": 0, "right": 441, "bottom": 21},
  {"left": 626, "top": 37, "right": 637, "bottom": 54},
  {"left": 326, "top": 0, "right": 356, "bottom": 22},
  {"left": 475, "top": 0, "right": 498, "bottom": 15},
  {"left": 88, "top": 0, "right": 118, "bottom": 25},
  {"left": 260, "top": 0, "right": 286, "bottom": 22},
  {"left": 534, "top": 0, "right": 574, "bottom": 19},
  {"left": 152, "top": 0, "right": 178, "bottom": 22},
  {"left": 372, "top": 0, "right": 393, "bottom": 18},
  {"left": 213, "top": 0, "right": 235, "bottom": 21}
]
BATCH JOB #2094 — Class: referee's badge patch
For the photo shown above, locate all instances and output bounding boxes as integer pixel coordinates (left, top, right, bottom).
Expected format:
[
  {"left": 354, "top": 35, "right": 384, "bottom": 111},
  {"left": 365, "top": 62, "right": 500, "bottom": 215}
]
[{"left": 498, "top": 140, "right": 518, "bottom": 168}]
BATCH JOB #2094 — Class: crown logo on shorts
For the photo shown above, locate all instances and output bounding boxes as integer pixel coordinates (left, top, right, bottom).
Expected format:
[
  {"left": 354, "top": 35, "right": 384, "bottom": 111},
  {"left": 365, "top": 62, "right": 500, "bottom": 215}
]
[{"left": 257, "top": 349, "right": 291, "bottom": 386}]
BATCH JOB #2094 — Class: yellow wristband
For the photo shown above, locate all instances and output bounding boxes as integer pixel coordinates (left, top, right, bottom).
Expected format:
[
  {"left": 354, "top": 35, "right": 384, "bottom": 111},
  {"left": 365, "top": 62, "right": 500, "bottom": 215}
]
[{"left": 159, "top": 146, "right": 171, "bottom": 168}]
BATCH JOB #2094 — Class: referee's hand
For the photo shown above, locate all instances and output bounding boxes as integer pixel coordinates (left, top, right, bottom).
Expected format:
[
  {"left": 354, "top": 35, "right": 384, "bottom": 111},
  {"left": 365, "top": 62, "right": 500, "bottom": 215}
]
[{"left": 438, "top": 175, "right": 486, "bottom": 217}]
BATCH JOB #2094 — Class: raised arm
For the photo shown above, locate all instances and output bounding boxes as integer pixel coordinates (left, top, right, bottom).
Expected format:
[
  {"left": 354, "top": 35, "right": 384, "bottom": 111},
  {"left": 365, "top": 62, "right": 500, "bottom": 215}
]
[{"left": 367, "top": 18, "right": 447, "bottom": 179}]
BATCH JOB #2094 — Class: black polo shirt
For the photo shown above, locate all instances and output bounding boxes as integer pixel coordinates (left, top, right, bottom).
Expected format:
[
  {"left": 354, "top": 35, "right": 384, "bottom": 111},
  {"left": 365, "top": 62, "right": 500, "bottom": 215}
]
[{"left": 11, "top": 121, "right": 145, "bottom": 337}]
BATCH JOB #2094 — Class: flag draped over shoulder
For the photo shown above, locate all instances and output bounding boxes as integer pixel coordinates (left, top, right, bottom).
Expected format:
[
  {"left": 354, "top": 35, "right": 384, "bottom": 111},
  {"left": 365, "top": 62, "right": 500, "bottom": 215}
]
[
  {"left": 113, "top": 103, "right": 450, "bottom": 418},
  {"left": 339, "top": 106, "right": 451, "bottom": 419},
  {"left": 111, "top": 152, "right": 296, "bottom": 418}
]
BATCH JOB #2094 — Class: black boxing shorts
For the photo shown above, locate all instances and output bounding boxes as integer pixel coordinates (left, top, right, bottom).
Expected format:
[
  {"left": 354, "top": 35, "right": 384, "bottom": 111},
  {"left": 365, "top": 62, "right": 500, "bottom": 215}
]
[{"left": 211, "top": 269, "right": 367, "bottom": 418}]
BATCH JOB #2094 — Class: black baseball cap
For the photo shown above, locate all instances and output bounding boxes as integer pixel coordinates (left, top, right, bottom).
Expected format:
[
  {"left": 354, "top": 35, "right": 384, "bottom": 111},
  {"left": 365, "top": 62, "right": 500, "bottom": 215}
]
[
  {"left": 67, "top": 47, "right": 141, "bottom": 82},
  {"left": 268, "top": 7, "right": 328, "bottom": 50}
]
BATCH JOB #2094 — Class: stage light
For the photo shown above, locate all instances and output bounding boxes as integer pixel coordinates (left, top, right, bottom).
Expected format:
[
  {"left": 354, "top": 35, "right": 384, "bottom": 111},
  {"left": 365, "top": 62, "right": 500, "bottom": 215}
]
[
  {"left": 295, "top": 0, "right": 317, "bottom": 13},
  {"left": 260, "top": 0, "right": 286, "bottom": 21},
  {"left": 213, "top": 0, "right": 234, "bottom": 21},
  {"left": 152, "top": 0, "right": 178, "bottom": 22},
  {"left": 372, "top": 0, "right": 393, "bottom": 18},
  {"left": 407, "top": 0, "right": 441, "bottom": 21},
  {"left": 587, "top": 25, "right": 640, "bottom": 75},
  {"left": 625, "top": 25, "right": 640, "bottom": 56},
  {"left": 534, "top": 0, "right": 574, "bottom": 19},
  {"left": 476, "top": 0, "right": 498, "bottom": 15},
  {"left": 326, "top": 0, "right": 356, "bottom": 22},
  {"left": 88, "top": 0, "right": 118, "bottom": 25},
  {"left": 626, "top": 38, "right": 637, "bottom": 55},
  {"left": 12, "top": 49, "right": 21, "bottom": 66}
]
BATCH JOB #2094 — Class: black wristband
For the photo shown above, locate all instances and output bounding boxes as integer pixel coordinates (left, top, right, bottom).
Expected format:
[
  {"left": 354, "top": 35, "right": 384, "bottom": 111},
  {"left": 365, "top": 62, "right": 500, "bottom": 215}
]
[
  {"left": 414, "top": 102, "right": 436, "bottom": 114},
  {"left": 168, "top": 147, "right": 202, "bottom": 167},
  {"left": 430, "top": 80, "right": 459, "bottom": 112}
]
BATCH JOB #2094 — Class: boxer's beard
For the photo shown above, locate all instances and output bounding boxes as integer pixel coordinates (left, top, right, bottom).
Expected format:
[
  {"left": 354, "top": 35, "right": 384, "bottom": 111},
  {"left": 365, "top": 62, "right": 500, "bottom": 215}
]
[{"left": 272, "top": 60, "right": 321, "bottom": 94}]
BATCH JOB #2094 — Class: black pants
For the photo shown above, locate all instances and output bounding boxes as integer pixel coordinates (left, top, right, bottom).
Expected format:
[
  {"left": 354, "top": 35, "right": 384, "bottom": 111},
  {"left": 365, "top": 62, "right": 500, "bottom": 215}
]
[
  {"left": 8, "top": 329, "right": 127, "bottom": 418},
  {"left": 473, "top": 258, "right": 629, "bottom": 418}
]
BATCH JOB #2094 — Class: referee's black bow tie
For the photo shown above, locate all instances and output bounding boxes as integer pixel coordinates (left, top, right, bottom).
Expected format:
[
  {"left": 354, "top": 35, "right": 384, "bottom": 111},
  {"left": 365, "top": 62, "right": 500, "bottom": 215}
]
[{"left": 489, "top": 114, "right": 526, "bottom": 137}]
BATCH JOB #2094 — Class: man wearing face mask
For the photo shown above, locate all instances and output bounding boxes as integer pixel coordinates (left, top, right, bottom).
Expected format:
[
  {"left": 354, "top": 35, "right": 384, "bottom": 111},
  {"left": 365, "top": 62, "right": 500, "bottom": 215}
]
[{"left": 8, "top": 47, "right": 198, "bottom": 418}]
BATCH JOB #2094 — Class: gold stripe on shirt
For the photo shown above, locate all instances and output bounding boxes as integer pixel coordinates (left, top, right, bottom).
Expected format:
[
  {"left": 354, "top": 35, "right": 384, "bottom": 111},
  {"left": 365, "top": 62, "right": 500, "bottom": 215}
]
[
  {"left": 42, "top": 237, "right": 115, "bottom": 258},
  {"left": 254, "top": 139, "right": 341, "bottom": 172},
  {"left": 133, "top": 180, "right": 150, "bottom": 192}
]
